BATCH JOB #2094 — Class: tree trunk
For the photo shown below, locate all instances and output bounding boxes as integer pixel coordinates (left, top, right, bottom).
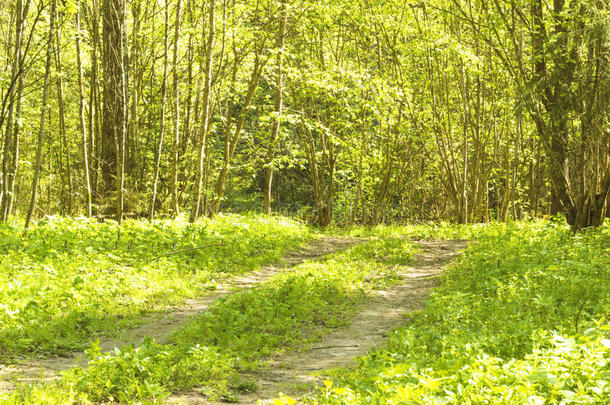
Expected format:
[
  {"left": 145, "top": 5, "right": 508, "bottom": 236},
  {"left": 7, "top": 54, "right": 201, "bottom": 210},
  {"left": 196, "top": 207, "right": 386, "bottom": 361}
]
[
  {"left": 76, "top": 0, "right": 92, "bottom": 217},
  {"left": 102, "top": 0, "right": 127, "bottom": 219},
  {"left": 170, "top": 0, "right": 182, "bottom": 216},
  {"left": 149, "top": 0, "right": 170, "bottom": 220},
  {"left": 262, "top": 0, "right": 287, "bottom": 215},
  {"left": 55, "top": 19, "right": 74, "bottom": 215},
  {"left": 87, "top": 0, "right": 102, "bottom": 210},
  {"left": 190, "top": 0, "right": 215, "bottom": 222},
  {"left": 25, "top": 0, "right": 56, "bottom": 232},
  {"left": 1, "top": 0, "right": 29, "bottom": 221}
]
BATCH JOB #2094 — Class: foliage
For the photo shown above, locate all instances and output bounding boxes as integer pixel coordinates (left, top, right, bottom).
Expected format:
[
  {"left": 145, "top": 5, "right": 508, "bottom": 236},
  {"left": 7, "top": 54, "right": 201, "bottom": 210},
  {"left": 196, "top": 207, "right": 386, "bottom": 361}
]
[
  {"left": 314, "top": 221, "right": 610, "bottom": 403},
  {"left": 1, "top": 233, "right": 417, "bottom": 403},
  {"left": 0, "top": 0, "right": 607, "bottom": 227},
  {"left": 0, "top": 214, "right": 311, "bottom": 359}
]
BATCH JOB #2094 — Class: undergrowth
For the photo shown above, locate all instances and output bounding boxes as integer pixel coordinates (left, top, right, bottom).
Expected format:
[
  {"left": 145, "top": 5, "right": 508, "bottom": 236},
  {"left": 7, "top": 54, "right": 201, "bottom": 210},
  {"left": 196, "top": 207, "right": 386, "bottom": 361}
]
[
  {"left": 315, "top": 220, "right": 610, "bottom": 404},
  {"left": 1, "top": 237, "right": 417, "bottom": 403},
  {"left": 0, "top": 214, "right": 311, "bottom": 359},
  {"left": 4, "top": 216, "right": 608, "bottom": 404}
]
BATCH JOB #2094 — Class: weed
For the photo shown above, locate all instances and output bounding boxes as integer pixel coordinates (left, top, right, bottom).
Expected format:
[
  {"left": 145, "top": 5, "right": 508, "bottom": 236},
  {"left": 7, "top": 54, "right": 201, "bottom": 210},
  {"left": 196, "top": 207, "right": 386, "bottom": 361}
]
[{"left": 315, "top": 221, "right": 610, "bottom": 404}]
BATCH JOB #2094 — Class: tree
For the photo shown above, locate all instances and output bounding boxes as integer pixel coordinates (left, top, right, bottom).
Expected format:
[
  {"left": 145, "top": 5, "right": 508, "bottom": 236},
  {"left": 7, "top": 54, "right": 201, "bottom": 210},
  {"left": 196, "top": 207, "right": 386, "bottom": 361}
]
[
  {"left": 149, "top": 0, "right": 170, "bottom": 221},
  {"left": 25, "top": 0, "right": 56, "bottom": 232},
  {"left": 190, "top": 0, "right": 215, "bottom": 222},
  {"left": 449, "top": 0, "right": 610, "bottom": 229},
  {"left": 262, "top": 0, "right": 288, "bottom": 215},
  {"left": 76, "top": 0, "right": 93, "bottom": 217},
  {"left": 1, "top": 0, "right": 30, "bottom": 221},
  {"left": 0, "top": 0, "right": 605, "bottom": 229},
  {"left": 102, "top": 0, "right": 128, "bottom": 221}
]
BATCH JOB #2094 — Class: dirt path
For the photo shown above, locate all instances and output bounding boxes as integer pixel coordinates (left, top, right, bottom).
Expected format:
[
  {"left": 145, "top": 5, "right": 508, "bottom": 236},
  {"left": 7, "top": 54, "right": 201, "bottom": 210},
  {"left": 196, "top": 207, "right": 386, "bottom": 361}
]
[
  {"left": 0, "top": 237, "right": 360, "bottom": 391},
  {"left": 170, "top": 240, "right": 467, "bottom": 404}
]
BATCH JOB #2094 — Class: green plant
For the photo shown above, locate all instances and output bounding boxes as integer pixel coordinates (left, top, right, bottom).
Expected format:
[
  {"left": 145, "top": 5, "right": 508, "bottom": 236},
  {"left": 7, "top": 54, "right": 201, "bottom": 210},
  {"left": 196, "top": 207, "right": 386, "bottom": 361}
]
[
  {"left": 2, "top": 234, "right": 417, "bottom": 403},
  {"left": 314, "top": 221, "right": 610, "bottom": 404},
  {"left": 0, "top": 214, "right": 311, "bottom": 359}
]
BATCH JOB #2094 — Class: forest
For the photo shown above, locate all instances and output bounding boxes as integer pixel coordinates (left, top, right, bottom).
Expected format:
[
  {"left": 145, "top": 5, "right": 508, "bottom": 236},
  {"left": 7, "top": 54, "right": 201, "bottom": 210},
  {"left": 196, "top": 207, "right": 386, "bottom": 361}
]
[{"left": 0, "top": 0, "right": 609, "bottom": 403}]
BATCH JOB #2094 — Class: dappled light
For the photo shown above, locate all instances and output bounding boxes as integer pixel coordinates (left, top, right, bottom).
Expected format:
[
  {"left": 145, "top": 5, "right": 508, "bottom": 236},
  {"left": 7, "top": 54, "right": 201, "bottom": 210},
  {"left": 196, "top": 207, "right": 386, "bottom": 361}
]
[{"left": 0, "top": 0, "right": 608, "bottom": 402}]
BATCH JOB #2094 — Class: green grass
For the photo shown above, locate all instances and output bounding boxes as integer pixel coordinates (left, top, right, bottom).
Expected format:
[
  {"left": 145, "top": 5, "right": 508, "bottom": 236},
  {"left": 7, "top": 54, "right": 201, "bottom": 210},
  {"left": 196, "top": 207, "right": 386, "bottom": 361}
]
[
  {"left": 0, "top": 214, "right": 312, "bottom": 359},
  {"left": 1, "top": 236, "right": 418, "bottom": 403},
  {"left": 314, "top": 220, "right": 610, "bottom": 404},
  {"left": 329, "top": 220, "right": 480, "bottom": 241},
  {"left": 4, "top": 216, "right": 607, "bottom": 404}
]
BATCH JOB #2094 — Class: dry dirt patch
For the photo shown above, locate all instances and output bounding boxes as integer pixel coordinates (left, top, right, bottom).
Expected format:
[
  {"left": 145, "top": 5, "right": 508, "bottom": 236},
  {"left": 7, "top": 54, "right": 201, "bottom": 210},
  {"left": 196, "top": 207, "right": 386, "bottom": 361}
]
[
  {"left": 172, "top": 239, "right": 467, "bottom": 404},
  {"left": 0, "top": 237, "right": 360, "bottom": 391}
]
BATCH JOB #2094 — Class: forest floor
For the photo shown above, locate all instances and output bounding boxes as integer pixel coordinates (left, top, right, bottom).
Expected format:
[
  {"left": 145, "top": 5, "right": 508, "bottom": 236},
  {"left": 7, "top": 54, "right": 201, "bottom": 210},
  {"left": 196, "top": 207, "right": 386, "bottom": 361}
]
[
  {"left": 4, "top": 219, "right": 607, "bottom": 404},
  {"left": 168, "top": 239, "right": 467, "bottom": 404},
  {"left": 0, "top": 237, "right": 361, "bottom": 393}
]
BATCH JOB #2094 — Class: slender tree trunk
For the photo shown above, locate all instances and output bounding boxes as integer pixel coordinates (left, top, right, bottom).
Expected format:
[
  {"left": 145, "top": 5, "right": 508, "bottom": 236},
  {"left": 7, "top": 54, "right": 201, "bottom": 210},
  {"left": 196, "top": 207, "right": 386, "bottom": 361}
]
[
  {"left": 76, "top": 0, "right": 92, "bottom": 217},
  {"left": 55, "top": 19, "right": 74, "bottom": 214},
  {"left": 87, "top": 0, "right": 101, "bottom": 210},
  {"left": 351, "top": 104, "right": 366, "bottom": 224},
  {"left": 129, "top": 1, "right": 142, "bottom": 199},
  {"left": 1, "top": 0, "right": 28, "bottom": 221},
  {"left": 170, "top": 0, "right": 182, "bottom": 216},
  {"left": 117, "top": 0, "right": 128, "bottom": 223},
  {"left": 149, "top": 0, "right": 170, "bottom": 220},
  {"left": 183, "top": 0, "right": 195, "bottom": 156},
  {"left": 262, "top": 0, "right": 287, "bottom": 215},
  {"left": 25, "top": 0, "right": 56, "bottom": 232},
  {"left": 5, "top": 67, "right": 24, "bottom": 219},
  {"left": 190, "top": 0, "right": 215, "bottom": 222}
]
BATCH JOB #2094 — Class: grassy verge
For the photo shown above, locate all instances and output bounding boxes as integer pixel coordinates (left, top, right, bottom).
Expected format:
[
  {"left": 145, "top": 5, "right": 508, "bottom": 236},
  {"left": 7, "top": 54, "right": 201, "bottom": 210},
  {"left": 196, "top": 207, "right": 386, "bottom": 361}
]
[
  {"left": 314, "top": 221, "right": 610, "bottom": 404},
  {"left": 328, "top": 221, "right": 480, "bottom": 240},
  {"left": 0, "top": 214, "right": 311, "bottom": 359},
  {"left": 1, "top": 237, "right": 418, "bottom": 403}
]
